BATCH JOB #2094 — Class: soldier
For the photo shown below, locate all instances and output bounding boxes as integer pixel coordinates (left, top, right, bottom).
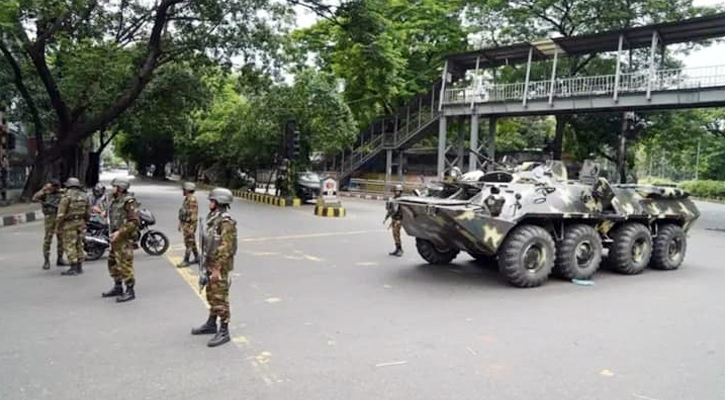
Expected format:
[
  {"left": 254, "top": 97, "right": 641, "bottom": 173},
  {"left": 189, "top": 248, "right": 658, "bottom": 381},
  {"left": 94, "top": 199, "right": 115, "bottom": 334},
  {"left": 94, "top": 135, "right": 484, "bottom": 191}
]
[
  {"left": 89, "top": 183, "right": 108, "bottom": 224},
  {"left": 32, "top": 179, "right": 66, "bottom": 269},
  {"left": 384, "top": 184, "right": 404, "bottom": 257},
  {"left": 56, "top": 177, "right": 91, "bottom": 276},
  {"left": 102, "top": 177, "right": 139, "bottom": 303},
  {"left": 177, "top": 182, "right": 199, "bottom": 268},
  {"left": 191, "top": 188, "right": 237, "bottom": 348}
]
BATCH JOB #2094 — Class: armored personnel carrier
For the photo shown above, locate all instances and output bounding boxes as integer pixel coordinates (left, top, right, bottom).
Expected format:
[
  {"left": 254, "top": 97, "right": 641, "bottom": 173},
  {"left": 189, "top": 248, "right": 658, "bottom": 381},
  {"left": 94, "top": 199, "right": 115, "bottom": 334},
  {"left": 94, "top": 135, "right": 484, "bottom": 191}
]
[{"left": 394, "top": 160, "right": 700, "bottom": 288}]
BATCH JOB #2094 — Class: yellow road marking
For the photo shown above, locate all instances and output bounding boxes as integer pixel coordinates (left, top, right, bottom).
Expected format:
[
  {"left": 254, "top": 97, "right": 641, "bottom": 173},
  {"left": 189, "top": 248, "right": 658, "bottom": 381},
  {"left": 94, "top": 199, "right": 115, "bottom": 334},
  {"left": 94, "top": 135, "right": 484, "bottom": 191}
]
[
  {"left": 239, "top": 229, "right": 384, "bottom": 243},
  {"left": 265, "top": 297, "right": 282, "bottom": 303},
  {"left": 163, "top": 249, "right": 280, "bottom": 386},
  {"left": 303, "top": 255, "right": 322, "bottom": 262}
]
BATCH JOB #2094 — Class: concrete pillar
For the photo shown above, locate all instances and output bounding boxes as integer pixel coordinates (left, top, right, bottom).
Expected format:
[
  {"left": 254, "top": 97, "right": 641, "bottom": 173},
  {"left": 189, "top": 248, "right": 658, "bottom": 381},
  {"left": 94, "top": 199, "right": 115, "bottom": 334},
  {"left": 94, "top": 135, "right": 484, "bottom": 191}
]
[
  {"left": 469, "top": 114, "right": 479, "bottom": 171},
  {"left": 397, "top": 151, "right": 405, "bottom": 182},
  {"left": 437, "top": 116, "right": 447, "bottom": 178},
  {"left": 385, "top": 149, "right": 393, "bottom": 190},
  {"left": 456, "top": 116, "right": 465, "bottom": 171},
  {"left": 487, "top": 117, "right": 497, "bottom": 171}
]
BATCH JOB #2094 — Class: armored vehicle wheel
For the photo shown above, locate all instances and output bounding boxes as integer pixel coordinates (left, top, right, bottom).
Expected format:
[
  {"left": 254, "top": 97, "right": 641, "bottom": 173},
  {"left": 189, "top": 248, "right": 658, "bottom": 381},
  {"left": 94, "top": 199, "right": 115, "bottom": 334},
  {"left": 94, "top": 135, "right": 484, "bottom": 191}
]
[
  {"left": 554, "top": 224, "right": 602, "bottom": 280},
  {"left": 608, "top": 223, "right": 652, "bottom": 275},
  {"left": 416, "top": 239, "right": 459, "bottom": 265},
  {"left": 650, "top": 224, "right": 686, "bottom": 270},
  {"left": 498, "top": 225, "right": 555, "bottom": 288}
]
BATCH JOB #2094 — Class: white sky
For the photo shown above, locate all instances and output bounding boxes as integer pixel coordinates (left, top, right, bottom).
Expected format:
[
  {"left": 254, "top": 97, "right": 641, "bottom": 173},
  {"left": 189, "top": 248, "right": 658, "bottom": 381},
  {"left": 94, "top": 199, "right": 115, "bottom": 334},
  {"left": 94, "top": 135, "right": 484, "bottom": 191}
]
[{"left": 292, "top": 0, "right": 725, "bottom": 70}]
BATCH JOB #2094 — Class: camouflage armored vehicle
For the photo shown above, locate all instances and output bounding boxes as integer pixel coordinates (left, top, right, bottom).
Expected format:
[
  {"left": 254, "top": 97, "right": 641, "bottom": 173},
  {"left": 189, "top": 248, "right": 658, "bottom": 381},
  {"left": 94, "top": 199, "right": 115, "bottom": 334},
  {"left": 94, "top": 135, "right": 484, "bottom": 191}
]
[{"left": 394, "top": 160, "right": 700, "bottom": 288}]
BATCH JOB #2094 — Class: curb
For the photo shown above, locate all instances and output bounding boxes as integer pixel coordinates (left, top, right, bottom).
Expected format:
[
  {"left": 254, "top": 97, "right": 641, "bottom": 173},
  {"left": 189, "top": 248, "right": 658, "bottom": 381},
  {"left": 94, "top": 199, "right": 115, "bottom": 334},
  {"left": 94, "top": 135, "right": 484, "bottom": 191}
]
[
  {"left": 1, "top": 210, "right": 44, "bottom": 228},
  {"left": 693, "top": 197, "right": 725, "bottom": 205},
  {"left": 196, "top": 184, "right": 301, "bottom": 207},
  {"left": 314, "top": 206, "right": 346, "bottom": 217},
  {"left": 339, "top": 192, "right": 388, "bottom": 201}
]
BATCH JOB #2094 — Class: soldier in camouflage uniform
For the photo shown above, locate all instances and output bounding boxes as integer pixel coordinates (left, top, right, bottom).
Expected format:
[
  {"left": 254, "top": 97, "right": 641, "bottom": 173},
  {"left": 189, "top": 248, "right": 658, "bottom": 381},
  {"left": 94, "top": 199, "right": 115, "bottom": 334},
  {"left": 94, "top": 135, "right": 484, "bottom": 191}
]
[
  {"left": 102, "top": 177, "right": 139, "bottom": 303},
  {"left": 177, "top": 182, "right": 199, "bottom": 268},
  {"left": 32, "top": 179, "right": 66, "bottom": 269},
  {"left": 191, "top": 188, "right": 237, "bottom": 348},
  {"left": 56, "top": 178, "right": 91, "bottom": 276},
  {"left": 384, "top": 184, "right": 404, "bottom": 257}
]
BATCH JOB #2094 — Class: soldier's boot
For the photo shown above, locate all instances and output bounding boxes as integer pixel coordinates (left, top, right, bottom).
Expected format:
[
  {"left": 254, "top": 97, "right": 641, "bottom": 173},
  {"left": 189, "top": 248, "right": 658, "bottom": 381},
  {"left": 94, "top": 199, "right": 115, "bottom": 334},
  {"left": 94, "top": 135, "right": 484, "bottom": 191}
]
[
  {"left": 102, "top": 281, "right": 124, "bottom": 297},
  {"left": 190, "top": 250, "right": 200, "bottom": 265},
  {"left": 177, "top": 252, "right": 191, "bottom": 268},
  {"left": 207, "top": 322, "right": 230, "bottom": 347},
  {"left": 116, "top": 283, "right": 135, "bottom": 303},
  {"left": 191, "top": 315, "right": 217, "bottom": 335},
  {"left": 389, "top": 244, "right": 403, "bottom": 257},
  {"left": 56, "top": 255, "right": 67, "bottom": 267},
  {"left": 61, "top": 264, "right": 79, "bottom": 276},
  {"left": 77, "top": 262, "right": 84, "bottom": 274},
  {"left": 42, "top": 255, "right": 51, "bottom": 270}
]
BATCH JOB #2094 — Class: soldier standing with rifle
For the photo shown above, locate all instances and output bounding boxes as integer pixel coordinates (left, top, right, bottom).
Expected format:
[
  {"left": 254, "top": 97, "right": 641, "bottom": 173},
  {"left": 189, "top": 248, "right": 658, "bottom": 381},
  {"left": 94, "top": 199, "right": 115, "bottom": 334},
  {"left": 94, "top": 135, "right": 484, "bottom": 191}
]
[
  {"left": 102, "top": 177, "right": 139, "bottom": 303},
  {"left": 32, "top": 179, "right": 66, "bottom": 270},
  {"left": 191, "top": 188, "right": 237, "bottom": 348},
  {"left": 384, "top": 184, "right": 404, "bottom": 257},
  {"left": 56, "top": 178, "right": 91, "bottom": 276},
  {"left": 176, "top": 182, "right": 199, "bottom": 268}
]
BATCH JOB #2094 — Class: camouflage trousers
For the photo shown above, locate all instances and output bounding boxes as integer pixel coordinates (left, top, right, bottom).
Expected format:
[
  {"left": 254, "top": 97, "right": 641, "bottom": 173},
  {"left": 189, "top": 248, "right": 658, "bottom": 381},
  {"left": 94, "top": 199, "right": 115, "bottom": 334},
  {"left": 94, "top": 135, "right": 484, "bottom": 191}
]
[
  {"left": 206, "top": 265, "right": 231, "bottom": 324},
  {"left": 60, "top": 221, "right": 85, "bottom": 264},
  {"left": 109, "top": 239, "right": 135, "bottom": 286},
  {"left": 391, "top": 219, "right": 402, "bottom": 245},
  {"left": 181, "top": 222, "right": 197, "bottom": 254},
  {"left": 42, "top": 214, "right": 63, "bottom": 258}
]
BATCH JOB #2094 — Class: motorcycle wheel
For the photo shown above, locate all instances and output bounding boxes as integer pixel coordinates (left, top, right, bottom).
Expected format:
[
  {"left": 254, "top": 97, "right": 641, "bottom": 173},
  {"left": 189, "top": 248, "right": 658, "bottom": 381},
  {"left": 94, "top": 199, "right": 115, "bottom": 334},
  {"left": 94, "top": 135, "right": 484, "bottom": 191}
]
[
  {"left": 140, "top": 230, "right": 169, "bottom": 256},
  {"left": 85, "top": 245, "right": 106, "bottom": 261}
]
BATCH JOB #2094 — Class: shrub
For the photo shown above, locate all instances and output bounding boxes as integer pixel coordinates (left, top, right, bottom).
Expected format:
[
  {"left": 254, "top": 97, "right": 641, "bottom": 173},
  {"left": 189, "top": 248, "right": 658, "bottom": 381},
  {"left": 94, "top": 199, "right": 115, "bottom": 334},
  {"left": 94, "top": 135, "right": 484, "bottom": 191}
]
[{"left": 678, "top": 180, "right": 725, "bottom": 199}]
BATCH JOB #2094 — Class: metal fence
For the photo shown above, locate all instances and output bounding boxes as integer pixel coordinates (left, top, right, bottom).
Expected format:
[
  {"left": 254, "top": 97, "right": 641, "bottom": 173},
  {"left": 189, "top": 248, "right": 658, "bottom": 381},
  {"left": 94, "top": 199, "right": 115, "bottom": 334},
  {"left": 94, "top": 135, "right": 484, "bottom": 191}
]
[
  {"left": 443, "top": 64, "right": 725, "bottom": 105},
  {"left": 347, "top": 178, "right": 426, "bottom": 195}
]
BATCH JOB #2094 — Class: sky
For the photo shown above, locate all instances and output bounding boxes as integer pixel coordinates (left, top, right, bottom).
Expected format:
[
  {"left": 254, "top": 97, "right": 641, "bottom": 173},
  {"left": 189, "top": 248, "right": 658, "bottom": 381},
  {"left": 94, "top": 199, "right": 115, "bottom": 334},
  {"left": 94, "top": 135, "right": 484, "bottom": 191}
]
[{"left": 292, "top": 0, "right": 725, "bottom": 70}]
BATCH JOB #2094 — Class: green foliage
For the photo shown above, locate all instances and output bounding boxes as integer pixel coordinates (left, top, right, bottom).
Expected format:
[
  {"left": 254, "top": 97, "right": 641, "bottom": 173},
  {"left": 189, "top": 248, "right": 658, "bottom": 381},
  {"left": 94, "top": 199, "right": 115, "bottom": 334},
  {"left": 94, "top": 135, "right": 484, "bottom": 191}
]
[
  {"left": 291, "top": 0, "right": 467, "bottom": 126},
  {"left": 679, "top": 180, "right": 725, "bottom": 199},
  {"left": 495, "top": 117, "right": 554, "bottom": 152}
]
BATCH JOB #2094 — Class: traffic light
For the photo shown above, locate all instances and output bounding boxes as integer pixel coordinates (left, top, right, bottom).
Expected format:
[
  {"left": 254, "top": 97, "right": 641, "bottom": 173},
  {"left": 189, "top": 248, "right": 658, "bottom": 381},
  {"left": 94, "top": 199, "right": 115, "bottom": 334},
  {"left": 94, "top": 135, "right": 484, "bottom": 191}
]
[{"left": 285, "top": 120, "right": 301, "bottom": 160}]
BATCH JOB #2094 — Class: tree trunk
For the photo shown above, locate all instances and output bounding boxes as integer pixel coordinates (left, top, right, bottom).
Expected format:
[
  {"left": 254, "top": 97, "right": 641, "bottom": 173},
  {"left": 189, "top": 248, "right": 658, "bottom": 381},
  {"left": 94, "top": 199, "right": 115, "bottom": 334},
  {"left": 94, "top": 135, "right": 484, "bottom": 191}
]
[{"left": 552, "top": 115, "right": 571, "bottom": 160}]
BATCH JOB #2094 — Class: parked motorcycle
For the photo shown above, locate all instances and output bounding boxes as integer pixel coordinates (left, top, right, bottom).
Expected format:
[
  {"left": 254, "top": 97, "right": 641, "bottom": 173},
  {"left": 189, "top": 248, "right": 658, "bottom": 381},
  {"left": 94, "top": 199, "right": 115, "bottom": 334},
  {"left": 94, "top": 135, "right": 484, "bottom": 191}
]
[{"left": 84, "top": 208, "right": 169, "bottom": 261}]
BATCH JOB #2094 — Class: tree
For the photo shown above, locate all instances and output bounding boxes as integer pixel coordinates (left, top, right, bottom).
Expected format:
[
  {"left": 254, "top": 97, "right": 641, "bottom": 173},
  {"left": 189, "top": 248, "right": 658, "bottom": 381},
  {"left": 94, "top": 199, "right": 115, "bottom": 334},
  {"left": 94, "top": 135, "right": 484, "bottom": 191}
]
[
  {"left": 113, "top": 64, "right": 208, "bottom": 178},
  {"left": 290, "top": 0, "right": 467, "bottom": 127},
  {"left": 0, "top": 0, "right": 293, "bottom": 196}
]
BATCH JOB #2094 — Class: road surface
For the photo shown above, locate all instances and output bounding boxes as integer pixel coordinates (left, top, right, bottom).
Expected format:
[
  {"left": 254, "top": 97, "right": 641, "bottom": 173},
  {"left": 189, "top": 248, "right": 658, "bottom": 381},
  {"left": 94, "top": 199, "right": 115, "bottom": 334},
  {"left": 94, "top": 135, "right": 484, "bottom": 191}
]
[{"left": 1, "top": 172, "right": 724, "bottom": 400}]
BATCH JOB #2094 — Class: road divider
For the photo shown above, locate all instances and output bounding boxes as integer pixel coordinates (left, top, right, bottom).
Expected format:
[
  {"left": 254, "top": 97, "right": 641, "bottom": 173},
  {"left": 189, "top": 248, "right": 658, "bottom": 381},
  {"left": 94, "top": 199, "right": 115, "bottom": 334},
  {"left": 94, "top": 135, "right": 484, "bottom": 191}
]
[
  {"left": 196, "top": 184, "right": 301, "bottom": 207},
  {"left": 314, "top": 205, "right": 346, "bottom": 217}
]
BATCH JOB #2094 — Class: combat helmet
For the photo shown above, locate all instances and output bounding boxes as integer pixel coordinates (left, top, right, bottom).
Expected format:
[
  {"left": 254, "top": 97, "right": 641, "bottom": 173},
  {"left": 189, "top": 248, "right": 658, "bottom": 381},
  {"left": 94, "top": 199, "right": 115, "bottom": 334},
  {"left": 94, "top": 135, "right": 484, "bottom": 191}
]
[
  {"left": 65, "top": 177, "right": 82, "bottom": 189},
  {"left": 111, "top": 176, "right": 131, "bottom": 191},
  {"left": 183, "top": 182, "right": 196, "bottom": 192},
  {"left": 393, "top": 184, "right": 403, "bottom": 193},
  {"left": 208, "top": 188, "right": 233, "bottom": 206}
]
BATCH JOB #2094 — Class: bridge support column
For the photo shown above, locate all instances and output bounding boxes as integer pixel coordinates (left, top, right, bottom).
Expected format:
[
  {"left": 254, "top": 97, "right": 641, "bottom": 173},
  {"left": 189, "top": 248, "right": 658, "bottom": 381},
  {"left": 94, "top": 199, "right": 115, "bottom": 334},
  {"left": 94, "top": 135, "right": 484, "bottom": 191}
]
[
  {"left": 456, "top": 116, "right": 465, "bottom": 171},
  {"left": 437, "top": 116, "right": 447, "bottom": 178},
  {"left": 397, "top": 151, "right": 405, "bottom": 182},
  {"left": 469, "top": 114, "right": 479, "bottom": 171},
  {"left": 487, "top": 117, "right": 497, "bottom": 172},
  {"left": 385, "top": 149, "right": 393, "bottom": 192}
]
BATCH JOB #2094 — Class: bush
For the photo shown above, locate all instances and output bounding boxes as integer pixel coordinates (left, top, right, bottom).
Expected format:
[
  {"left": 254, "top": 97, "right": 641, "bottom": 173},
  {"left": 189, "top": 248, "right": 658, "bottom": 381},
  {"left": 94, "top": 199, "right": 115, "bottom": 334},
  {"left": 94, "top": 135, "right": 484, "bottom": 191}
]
[
  {"left": 678, "top": 180, "right": 725, "bottom": 199},
  {"left": 639, "top": 176, "right": 677, "bottom": 186}
]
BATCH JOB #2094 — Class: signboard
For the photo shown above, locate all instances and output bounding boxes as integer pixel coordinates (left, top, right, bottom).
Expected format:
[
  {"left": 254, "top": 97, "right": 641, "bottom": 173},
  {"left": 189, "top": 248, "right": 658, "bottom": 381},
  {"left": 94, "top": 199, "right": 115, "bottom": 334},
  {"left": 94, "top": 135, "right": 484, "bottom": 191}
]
[{"left": 321, "top": 177, "right": 338, "bottom": 201}]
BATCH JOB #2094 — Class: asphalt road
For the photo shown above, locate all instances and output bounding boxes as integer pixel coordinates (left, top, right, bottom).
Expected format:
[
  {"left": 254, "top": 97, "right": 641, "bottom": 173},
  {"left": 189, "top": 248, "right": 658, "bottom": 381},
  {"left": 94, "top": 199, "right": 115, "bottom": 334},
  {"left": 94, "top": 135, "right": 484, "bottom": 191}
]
[{"left": 1, "top": 172, "right": 724, "bottom": 400}]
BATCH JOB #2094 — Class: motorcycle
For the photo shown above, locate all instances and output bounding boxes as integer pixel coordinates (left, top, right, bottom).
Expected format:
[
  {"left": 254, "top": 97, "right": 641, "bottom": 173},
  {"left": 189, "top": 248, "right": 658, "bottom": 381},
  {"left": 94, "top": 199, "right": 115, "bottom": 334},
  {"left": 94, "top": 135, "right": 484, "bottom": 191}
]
[{"left": 84, "top": 208, "right": 170, "bottom": 261}]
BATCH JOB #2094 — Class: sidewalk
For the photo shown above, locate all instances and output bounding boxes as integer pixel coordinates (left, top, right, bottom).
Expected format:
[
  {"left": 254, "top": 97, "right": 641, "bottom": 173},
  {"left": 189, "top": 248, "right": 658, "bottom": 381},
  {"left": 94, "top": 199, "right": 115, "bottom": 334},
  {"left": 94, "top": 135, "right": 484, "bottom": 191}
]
[{"left": 0, "top": 201, "right": 43, "bottom": 228}]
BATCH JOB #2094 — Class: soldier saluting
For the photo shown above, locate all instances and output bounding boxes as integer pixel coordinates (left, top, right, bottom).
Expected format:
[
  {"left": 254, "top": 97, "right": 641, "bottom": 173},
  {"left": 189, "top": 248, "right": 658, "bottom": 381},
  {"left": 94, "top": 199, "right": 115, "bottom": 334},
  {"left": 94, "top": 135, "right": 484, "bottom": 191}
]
[
  {"left": 384, "top": 184, "right": 404, "bottom": 257},
  {"left": 56, "top": 178, "right": 91, "bottom": 276},
  {"left": 32, "top": 178, "right": 66, "bottom": 269},
  {"left": 177, "top": 182, "right": 199, "bottom": 268},
  {"left": 102, "top": 177, "right": 139, "bottom": 303},
  {"left": 191, "top": 188, "right": 237, "bottom": 348}
]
